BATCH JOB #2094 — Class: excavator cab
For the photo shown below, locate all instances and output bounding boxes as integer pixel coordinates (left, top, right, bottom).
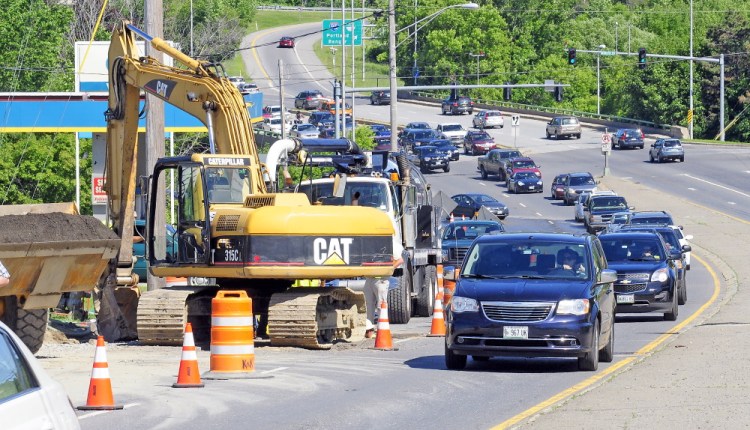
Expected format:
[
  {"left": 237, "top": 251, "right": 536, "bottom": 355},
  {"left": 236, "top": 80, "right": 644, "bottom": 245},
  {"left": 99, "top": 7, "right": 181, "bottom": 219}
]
[{"left": 146, "top": 154, "right": 252, "bottom": 268}]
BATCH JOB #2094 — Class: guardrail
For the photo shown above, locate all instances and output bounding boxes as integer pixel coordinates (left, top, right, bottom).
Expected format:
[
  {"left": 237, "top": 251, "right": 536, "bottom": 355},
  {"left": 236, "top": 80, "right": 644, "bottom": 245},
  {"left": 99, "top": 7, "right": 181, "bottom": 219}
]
[{"left": 406, "top": 91, "right": 682, "bottom": 137}]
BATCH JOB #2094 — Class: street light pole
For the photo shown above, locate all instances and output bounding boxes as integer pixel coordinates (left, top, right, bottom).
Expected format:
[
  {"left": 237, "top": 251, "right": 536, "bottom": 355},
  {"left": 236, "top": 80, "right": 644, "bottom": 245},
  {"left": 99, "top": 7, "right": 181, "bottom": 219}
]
[
  {"left": 689, "top": 0, "right": 694, "bottom": 139},
  {"left": 413, "top": 0, "right": 418, "bottom": 85},
  {"left": 389, "top": 2, "right": 480, "bottom": 152}
]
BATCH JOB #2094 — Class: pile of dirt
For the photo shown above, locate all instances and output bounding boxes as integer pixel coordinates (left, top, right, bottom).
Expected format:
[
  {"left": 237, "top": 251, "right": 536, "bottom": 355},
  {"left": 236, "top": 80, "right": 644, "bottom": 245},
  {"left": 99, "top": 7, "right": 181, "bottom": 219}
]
[
  {"left": 0, "top": 213, "right": 118, "bottom": 243},
  {"left": 46, "top": 319, "right": 96, "bottom": 344}
]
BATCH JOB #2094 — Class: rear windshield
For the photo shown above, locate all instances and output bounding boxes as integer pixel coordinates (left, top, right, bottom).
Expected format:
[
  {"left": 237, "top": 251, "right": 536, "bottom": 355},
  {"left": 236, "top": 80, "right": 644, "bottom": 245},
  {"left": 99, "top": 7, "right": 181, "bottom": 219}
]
[
  {"left": 561, "top": 118, "right": 579, "bottom": 125},
  {"left": 663, "top": 140, "right": 682, "bottom": 147},
  {"left": 486, "top": 111, "right": 501, "bottom": 117}
]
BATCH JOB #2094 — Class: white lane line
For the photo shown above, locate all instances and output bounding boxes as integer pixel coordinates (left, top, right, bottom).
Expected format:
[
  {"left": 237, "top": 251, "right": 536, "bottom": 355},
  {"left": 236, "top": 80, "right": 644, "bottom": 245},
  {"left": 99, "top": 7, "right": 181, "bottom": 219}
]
[
  {"left": 479, "top": 182, "right": 487, "bottom": 187},
  {"left": 79, "top": 402, "right": 140, "bottom": 420},
  {"left": 547, "top": 220, "right": 555, "bottom": 225},
  {"left": 262, "top": 367, "right": 289, "bottom": 375},
  {"left": 535, "top": 212, "right": 543, "bottom": 217},
  {"left": 681, "top": 174, "right": 750, "bottom": 199},
  {"left": 519, "top": 203, "right": 527, "bottom": 207},
  {"left": 687, "top": 187, "right": 697, "bottom": 191},
  {"left": 728, "top": 202, "right": 736, "bottom": 205}
]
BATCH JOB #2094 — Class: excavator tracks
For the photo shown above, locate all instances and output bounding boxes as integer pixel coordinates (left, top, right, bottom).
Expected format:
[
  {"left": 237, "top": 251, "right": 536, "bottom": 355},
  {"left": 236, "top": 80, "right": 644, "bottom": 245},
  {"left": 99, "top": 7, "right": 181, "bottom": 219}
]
[
  {"left": 267, "top": 287, "right": 367, "bottom": 349},
  {"left": 136, "top": 287, "right": 200, "bottom": 345}
]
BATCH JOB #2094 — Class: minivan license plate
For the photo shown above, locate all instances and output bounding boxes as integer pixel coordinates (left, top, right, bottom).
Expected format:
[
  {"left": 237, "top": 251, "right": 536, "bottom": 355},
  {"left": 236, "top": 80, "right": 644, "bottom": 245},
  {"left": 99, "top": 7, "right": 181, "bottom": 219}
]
[
  {"left": 503, "top": 326, "right": 528, "bottom": 339},
  {"left": 617, "top": 294, "right": 635, "bottom": 304}
]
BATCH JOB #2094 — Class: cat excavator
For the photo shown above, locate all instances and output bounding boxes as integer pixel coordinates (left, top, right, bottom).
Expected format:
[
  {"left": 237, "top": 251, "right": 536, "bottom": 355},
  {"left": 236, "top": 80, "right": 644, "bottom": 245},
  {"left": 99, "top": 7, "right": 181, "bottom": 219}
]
[{"left": 97, "top": 21, "right": 395, "bottom": 349}]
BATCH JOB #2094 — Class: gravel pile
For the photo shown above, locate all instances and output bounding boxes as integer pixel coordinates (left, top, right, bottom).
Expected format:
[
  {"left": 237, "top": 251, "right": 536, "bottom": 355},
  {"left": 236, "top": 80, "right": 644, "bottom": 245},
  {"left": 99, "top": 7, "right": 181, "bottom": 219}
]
[{"left": 0, "top": 213, "right": 118, "bottom": 243}]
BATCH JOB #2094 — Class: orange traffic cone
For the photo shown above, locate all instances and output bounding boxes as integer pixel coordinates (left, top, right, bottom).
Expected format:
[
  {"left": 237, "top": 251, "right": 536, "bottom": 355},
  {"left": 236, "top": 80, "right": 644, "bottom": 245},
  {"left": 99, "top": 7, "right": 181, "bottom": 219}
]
[
  {"left": 373, "top": 300, "right": 395, "bottom": 350},
  {"left": 428, "top": 292, "right": 446, "bottom": 337},
  {"left": 173, "top": 323, "right": 205, "bottom": 388},
  {"left": 78, "top": 336, "right": 123, "bottom": 410}
]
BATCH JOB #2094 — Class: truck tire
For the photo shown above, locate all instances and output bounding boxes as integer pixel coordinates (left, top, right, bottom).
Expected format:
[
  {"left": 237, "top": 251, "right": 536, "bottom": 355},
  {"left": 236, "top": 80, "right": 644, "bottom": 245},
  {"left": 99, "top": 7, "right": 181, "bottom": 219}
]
[
  {"left": 1, "top": 296, "right": 48, "bottom": 354},
  {"left": 388, "top": 272, "right": 412, "bottom": 324},
  {"left": 480, "top": 166, "right": 488, "bottom": 179},
  {"left": 415, "top": 265, "right": 437, "bottom": 317}
]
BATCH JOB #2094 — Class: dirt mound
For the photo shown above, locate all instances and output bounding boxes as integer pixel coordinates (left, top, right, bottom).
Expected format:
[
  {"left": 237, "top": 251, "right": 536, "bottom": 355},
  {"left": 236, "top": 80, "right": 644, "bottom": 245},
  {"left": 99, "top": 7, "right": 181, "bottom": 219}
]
[{"left": 0, "top": 213, "right": 118, "bottom": 243}]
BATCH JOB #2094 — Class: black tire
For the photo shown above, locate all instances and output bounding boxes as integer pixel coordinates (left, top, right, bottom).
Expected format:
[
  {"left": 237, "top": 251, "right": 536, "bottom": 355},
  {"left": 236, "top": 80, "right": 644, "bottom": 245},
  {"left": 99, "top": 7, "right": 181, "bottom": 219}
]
[
  {"left": 680, "top": 156, "right": 685, "bottom": 162},
  {"left": 664, "top": 287, "right": 679, "bottom": 321},
  {"left": 416, "top": 265, "right": 437, "bottom": 317},
  {"left": 650, "top": 153, "right": 655, "bottom": 162},
  {"left": 678, "top": 272, "right": 687, "bottom": 305},
  {"left": 599, "top": 318, "right": 614, "bottom": 363},
  {"left": 546, "top": 131, "right": 551, "bottom": 139},
  {"left": 1, "top": 296, "right": 48, "bottom": 354},
  {"left": 576, "top": 134, "right": 581, "bottom": 139},
  {"left": 480, "top": 166, "right": 488, "bottom": 179},
  {"left": 464, "top": 145, "right": 469, "bottom": 155},
  {"left": 388, "top": 272, "right": 412, "bottom": 324},
  {"left": 445, "top": 340, "right": 467, "bottom": 370},
  {"left": 444, "top": 164, "right": 451, "bottom": 173},
  {"left": 578, "top": 319, "right": 600, "bottom": 371}
]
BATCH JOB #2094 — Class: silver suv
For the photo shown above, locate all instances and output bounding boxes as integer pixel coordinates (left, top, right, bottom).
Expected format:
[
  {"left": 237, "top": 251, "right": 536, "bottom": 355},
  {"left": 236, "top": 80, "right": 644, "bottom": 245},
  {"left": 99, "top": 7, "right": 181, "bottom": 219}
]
[
  {"left": 546, "top": 116, "right": 582, "bottom": 140},
  {"left": 294, "top": 90, "right": 326, "bottom": 110},
  {"left": 649, "top": 138, "right": 685, "bottom": 163}
]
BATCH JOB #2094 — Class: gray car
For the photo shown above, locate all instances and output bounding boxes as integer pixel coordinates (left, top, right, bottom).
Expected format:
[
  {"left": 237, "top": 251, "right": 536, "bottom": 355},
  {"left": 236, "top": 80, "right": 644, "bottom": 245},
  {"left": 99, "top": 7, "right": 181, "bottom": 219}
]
[
  {"left": 563, "top": 172, "right": 598, "bottom": 205},
  {"left": 649, "top": 138, "right": 685, "bottom": 163},
  {"left": 289, "top": 123, "right": 321, "bottom": 138}
]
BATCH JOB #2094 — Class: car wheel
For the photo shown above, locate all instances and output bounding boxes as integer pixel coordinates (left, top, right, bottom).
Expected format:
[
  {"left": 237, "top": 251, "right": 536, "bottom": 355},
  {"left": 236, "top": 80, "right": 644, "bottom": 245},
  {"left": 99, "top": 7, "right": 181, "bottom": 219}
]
[
  {"left": 414, "top": 266, "right": 436, "bottom": 317},
  {"left": 658, "top": 156, "right": 664, "bottom": 163},
  {"left": 680, "top": 156, "right": 685, "bottom": 162},
  {"left": 464, "top": 145, "right": 469, "bottom": 155},
  {"left": 679, "top": 272, "right": 687, "bottom": 305},
  {"left": 480, "top": 166, "right": 488, "bottom": 179},
  {"left": 445, "top": 340, "right": 467, "bottom": 370},
  {"left": 578, "top": 319, "right": 599, "bottom": 371},
  {"left": 664, "top": 287, "right": 679, "bottom": 321},
  {"left": 420, "top": 165, "right": 428, "bottom": 174},
  {"left": 576, "top": 134, "right": 581, "bottom": 139},
  {"left": 650, "top": 153, "right": 655, "bottom": 162},
  {"left": 472, "top": 356, "right": 490, "bottom": 362},
  {"left": 444, "top": 164, "right": 450, "bottom": 173},
  {"left": 599, "top": 318, "right": 614, "bottom": 363},
  {"left": 546, "top": 131, "right": 551, "bottom": 139}
]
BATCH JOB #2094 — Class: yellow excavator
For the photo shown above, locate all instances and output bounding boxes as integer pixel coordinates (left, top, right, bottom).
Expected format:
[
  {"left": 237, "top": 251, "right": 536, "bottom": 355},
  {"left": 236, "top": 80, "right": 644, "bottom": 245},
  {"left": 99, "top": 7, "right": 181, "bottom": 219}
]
[{"left": 0, "top": 21, "right": 395, "bottom": 351}]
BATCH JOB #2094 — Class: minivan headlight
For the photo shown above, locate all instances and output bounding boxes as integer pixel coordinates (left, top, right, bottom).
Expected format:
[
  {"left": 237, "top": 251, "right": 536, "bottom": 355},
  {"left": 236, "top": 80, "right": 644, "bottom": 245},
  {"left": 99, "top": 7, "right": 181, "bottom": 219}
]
[
  {"left": 557, "top": 299, "right": 590, "bottom": 315},
  {"left": 451, "top": 296, "right": 479, "bottom": 313},
  {"left": 651, "top": 268, "right": 669, "bottom": 282}
]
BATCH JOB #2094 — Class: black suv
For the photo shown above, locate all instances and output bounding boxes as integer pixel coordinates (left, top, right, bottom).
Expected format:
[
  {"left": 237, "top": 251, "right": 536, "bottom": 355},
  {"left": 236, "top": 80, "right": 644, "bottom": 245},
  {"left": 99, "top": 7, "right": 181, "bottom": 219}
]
[
  {"left": 410, "top": 145, "right": 450, "bottom": 173},
  {"left": 370, "top": 90, "right": 391, "bottom": 105},
  {"left": 308, "top": 111, "right": 334, "bottom": 127},
  {"left": 294, "top": 90, "right": 326, "bottom": 110},
  {"left": 598, "top": 231, "right": 679, "bottom": 320},
  {"left": 619, "top": 225, "right": 691, "bottom": 305},
  {"left": 441, "top": 96, "right": 474, "bottom": 115},
  {"left": 628, "top": 211, "right": 674, "bottom": 227}
]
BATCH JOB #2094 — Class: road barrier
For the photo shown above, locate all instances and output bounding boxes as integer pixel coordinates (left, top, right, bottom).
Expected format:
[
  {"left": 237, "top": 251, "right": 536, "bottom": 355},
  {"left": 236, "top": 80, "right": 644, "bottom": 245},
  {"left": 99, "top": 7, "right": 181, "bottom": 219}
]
[{"left": 203, "top": 290, "right": 261, "bottom": 379}]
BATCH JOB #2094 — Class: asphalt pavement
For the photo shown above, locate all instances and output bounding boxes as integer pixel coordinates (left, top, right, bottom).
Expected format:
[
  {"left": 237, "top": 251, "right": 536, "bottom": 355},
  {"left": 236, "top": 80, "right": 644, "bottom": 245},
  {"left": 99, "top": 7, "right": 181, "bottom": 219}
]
[{"left": 504, "top": 173, "right": 748, "bottom": 429}]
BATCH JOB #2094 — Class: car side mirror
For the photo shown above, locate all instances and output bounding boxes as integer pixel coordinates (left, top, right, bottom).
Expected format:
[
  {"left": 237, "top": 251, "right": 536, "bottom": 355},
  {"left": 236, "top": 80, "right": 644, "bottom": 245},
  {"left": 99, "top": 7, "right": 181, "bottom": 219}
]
[
  {"left": 444, "top": 266, "right": 457, "bottom": 281},
  {"left": 682, "top": 245, "right": 692, "bottom": 253}
]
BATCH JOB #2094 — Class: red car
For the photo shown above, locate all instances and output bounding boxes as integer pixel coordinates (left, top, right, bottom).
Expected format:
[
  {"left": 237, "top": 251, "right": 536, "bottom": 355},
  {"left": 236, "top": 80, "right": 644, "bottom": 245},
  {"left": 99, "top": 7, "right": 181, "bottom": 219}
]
[
  {"left": 550, "top": 173, "right": 569, "bottom": 200},
  {"left": 463, "top": 130, "right": 496, "bottom": 155},
  {"left": 278, "top": 37, "right": 295, "bottom": 48},
  {"left": 505, "top": 156, "right": 541, "bottom": 179}
]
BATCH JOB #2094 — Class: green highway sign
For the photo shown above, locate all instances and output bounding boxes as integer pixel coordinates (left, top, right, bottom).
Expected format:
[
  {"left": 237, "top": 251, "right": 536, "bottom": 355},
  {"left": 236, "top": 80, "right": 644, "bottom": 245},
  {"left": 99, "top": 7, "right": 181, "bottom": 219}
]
[
  {"left": 600, "top": 51, "right": 616, "bottom": 56},
  {"left": 322, "top": 20, "right": 362, "bottom": 47}
]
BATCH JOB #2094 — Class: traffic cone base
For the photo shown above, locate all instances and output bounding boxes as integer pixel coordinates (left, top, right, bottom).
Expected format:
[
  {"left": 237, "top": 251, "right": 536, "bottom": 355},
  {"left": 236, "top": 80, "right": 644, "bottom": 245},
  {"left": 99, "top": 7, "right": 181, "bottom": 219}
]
[
  {"left": 78, "top": 336, "right": 123, "bottom": 410},
  {"left": 372, "top": 300, "right": 398, "bottom": 351},
  {"left": 428, "top": 292, "right": 447, "bottom": 337},
  {"left": 173, "top": 323, "right": 205, "bottom": 388}
]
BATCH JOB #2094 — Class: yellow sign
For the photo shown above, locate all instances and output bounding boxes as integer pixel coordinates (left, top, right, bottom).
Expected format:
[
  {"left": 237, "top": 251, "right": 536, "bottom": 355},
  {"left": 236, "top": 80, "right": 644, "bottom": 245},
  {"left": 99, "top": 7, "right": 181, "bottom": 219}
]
[{"left": 687, "top": 109, "right": 693, "bottom": 124}]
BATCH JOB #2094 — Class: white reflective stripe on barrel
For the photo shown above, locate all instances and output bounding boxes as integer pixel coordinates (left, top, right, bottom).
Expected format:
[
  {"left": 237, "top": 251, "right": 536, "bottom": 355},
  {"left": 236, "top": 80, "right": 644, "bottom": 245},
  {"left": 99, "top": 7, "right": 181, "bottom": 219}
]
[
  {"left": 211, "top": 316, "right": 254, "bottom": 327},
  {"left": 209, "top": 344, "right": 255, "bottom": 355}
]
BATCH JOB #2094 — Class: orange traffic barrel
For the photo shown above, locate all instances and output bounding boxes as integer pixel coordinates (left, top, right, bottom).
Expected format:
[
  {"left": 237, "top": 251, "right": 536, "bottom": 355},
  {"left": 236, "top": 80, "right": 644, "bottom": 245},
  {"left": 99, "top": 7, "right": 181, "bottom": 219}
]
[
  {"left": 436, "top": 264, "right": 444, "bottom": 295},
  {"left": 203, "top": 290, "right": 270, "bottom": 380},
  {"left": 443, "top": 267, "right": 459, "bottom": 308}
]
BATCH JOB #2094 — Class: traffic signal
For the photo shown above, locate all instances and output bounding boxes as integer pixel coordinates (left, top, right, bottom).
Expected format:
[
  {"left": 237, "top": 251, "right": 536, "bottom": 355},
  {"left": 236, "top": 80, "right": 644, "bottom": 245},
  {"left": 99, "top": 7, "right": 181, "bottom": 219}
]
[
  {"left": 567, "top": 48, "right": 577, "bottom": 65},
  {"left": 554, "top": 85, "right": 563, "bottom": 102},
  {"left": 638, "top": 47, "right": 647, "bottom": 69},
  {"left": 504, "top": 83, "right": 512, "bottom": 101}
]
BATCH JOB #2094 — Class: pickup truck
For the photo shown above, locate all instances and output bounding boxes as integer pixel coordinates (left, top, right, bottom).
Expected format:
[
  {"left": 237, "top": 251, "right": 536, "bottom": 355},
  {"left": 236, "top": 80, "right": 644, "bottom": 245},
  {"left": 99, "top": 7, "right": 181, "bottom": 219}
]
[{"left": 477, "top": 148, "right": 521, "bottom": 180}]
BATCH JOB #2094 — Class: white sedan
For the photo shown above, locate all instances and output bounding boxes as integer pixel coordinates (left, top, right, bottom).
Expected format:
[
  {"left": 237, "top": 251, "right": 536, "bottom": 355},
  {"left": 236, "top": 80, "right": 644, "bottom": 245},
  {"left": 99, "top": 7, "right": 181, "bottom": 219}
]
[
  {"left": 472, "top": 110, "right": 505, "bottom": 129},
  {"left": 260, "top": 116, "right": 291, "bottom": 134},
  {"left": 0, "top": 321, "right": 80, "bottom": 429}
]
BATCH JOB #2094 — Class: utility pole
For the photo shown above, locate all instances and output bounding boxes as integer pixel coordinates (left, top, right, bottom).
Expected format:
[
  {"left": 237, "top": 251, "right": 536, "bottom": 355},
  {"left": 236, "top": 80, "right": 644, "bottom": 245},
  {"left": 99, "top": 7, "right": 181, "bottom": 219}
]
[
  {"left": 469, "top": 52, "right": 485, "bottom": 85},
  {"left": 279, "top": 59, "right": 286, "bottom": 140},
  {"left": 145, "top": 0, "right": 166, "bottom": 291}
]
